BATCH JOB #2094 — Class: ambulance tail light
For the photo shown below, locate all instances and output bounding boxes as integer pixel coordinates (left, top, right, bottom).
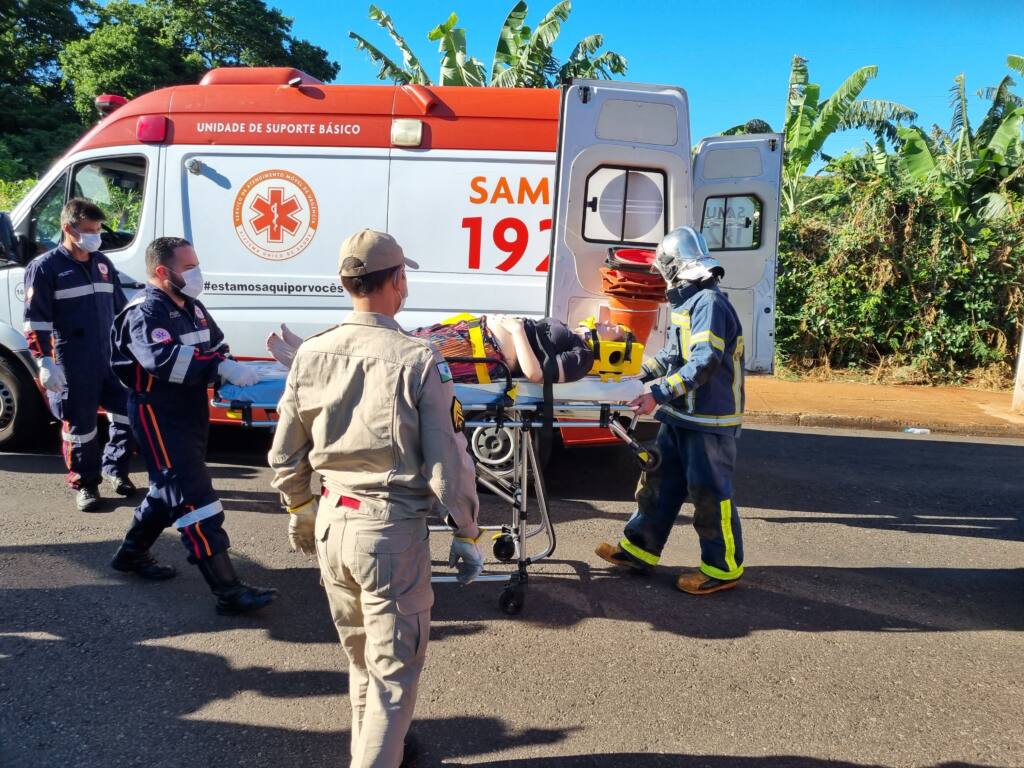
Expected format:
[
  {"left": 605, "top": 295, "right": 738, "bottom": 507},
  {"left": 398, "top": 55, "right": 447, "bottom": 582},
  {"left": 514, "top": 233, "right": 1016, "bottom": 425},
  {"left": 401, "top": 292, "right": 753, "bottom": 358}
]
[
  {"left": 391, "top": 118, "right": 423, "bottom": 147},
  {"left": 136, "top": 115, "right": 168, "bottom": 143}
]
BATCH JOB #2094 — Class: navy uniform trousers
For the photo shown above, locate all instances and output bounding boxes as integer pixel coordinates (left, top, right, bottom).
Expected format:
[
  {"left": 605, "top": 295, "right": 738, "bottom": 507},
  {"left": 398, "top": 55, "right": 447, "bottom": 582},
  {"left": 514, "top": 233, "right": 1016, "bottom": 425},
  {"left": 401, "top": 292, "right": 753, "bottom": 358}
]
[{"left": 621, "top": 422, "right": 744, "bottom": 581}]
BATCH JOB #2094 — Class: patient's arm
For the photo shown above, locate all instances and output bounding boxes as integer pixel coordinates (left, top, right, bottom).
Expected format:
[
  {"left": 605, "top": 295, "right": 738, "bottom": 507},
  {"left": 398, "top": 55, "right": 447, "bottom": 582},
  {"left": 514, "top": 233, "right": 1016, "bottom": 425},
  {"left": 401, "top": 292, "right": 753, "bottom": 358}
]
[{"left": 502, "top": 317, "right": 544, "bottom": 382}]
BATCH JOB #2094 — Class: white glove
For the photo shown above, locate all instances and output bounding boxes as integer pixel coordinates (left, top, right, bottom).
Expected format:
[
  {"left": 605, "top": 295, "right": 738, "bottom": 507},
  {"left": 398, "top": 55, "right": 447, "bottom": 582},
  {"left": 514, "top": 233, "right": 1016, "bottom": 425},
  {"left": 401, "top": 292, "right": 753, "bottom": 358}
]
[
  {"left": 38, "top": 357, "right": 67, "bottom": 393},
  {"left": 266, "top": 331, "right": 298, "bottom": 369},
  {"left": 218, "top": 358, "right": 259, "bottom": 387},
  {"left": 287, "top": 498, "right": 317, "bottom": 555},
  {"left": 448, "top": 532, "right": 484, "bottom": 585}
]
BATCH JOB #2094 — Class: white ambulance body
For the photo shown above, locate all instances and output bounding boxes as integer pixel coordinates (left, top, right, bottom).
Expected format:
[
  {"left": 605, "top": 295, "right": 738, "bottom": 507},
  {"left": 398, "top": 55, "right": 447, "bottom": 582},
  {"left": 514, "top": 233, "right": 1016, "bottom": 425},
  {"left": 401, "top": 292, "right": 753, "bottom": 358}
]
[{"left": 0, "top": 67, "right": 781, "bottom": 448}]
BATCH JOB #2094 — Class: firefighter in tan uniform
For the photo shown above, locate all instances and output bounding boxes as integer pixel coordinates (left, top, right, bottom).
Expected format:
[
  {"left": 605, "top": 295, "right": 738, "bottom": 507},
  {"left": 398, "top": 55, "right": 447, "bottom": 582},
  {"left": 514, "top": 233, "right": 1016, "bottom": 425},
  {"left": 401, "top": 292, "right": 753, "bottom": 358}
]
[{"left": 268, "top": 230, "right": 482, "bottom": 768}]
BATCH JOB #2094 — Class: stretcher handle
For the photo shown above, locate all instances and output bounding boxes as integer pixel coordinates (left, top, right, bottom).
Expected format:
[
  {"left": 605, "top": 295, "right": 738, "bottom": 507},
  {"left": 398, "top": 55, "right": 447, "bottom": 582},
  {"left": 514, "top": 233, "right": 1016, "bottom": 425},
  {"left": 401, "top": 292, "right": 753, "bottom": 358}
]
[{"left": 445, "top": 356, "right": 514, "bottom": 394}]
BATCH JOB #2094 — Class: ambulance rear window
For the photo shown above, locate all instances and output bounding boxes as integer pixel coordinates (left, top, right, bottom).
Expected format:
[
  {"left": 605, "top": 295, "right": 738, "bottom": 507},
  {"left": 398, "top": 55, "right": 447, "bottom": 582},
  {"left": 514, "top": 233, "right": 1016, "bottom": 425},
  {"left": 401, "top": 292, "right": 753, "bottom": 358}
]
[
  {"left": 700, "top": 194, "right": 762, "bottom": 250},
  {"left": 581, "top": 165, "right": 666, "bottom": 247}
]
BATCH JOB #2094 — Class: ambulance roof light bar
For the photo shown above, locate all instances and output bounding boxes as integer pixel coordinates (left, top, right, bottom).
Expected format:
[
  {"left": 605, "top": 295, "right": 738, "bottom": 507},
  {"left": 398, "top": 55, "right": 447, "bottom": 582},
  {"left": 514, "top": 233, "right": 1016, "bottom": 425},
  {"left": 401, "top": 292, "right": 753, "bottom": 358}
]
[{"left": 199, "top": 67, "right": 323, "bottom": 87}]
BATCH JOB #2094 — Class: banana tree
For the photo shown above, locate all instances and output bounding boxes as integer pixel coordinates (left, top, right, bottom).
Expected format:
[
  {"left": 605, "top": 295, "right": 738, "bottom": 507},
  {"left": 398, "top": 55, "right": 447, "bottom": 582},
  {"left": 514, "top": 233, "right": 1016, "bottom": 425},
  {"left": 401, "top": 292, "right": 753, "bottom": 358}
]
[
  {"left": 897, "top": 61, "right": 1024, "bottom": 227},
  {"left": 349, "top": 1, "right": 627, "bottom": 88},
  {"left": 782, "top": 56, "right": 916, "bottom": 213}
]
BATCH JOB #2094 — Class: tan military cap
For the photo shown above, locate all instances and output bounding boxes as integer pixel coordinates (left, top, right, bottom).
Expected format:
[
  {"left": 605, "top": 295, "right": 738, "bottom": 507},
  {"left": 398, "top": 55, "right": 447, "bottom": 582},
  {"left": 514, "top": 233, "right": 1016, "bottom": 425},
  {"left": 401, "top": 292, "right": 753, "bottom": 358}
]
[{"left": 338, "top": 229, "right": 419, "bottom": 276}]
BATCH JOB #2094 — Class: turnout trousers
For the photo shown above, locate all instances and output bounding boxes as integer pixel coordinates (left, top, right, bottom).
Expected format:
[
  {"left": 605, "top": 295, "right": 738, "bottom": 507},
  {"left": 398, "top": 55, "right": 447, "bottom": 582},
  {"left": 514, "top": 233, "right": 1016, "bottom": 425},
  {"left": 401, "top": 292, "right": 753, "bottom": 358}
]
[
  {"left": 48, "top": 368, "right": 132, "bottom": 490},
  {"left": 316, "top": 489, "right": 433, "bottom": 768},
  {"left": 127, "top": 389, "right": 229, "bottom": 562},
  {"left": 621, "top": 422, "right": 744, "bottom": 580}
]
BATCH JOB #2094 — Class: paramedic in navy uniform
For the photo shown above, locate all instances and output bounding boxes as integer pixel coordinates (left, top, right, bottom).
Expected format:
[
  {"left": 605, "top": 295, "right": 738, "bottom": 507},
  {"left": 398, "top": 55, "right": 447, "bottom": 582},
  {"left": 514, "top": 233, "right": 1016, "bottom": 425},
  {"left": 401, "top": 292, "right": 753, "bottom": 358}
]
[
  {"left": 22, "top": 198, "right": 135, "bottom": 512},
  {"left": 108, "top": 236, "right": 277, "bottom": 616}
]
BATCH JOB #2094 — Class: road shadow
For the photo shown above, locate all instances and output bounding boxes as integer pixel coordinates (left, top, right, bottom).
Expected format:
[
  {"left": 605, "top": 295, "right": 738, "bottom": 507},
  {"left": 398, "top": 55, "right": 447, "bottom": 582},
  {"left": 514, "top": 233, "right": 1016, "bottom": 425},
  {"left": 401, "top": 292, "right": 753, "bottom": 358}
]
[
  {"left": 465, "top": 757, "right": 1000, "bottom": 768},
  {"left": 431, "top": 561, "right": 1024, "bottom": 638},
  {"left": 540, "top": 427, "right": 1024, "bottom": 542}
]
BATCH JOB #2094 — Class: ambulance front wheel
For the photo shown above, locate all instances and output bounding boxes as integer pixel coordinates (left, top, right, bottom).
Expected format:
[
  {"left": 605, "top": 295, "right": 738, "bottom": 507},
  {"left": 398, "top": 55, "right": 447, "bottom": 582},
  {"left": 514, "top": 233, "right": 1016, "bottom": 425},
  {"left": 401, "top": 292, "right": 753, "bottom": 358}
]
[{"left": 0, "top": 355, "right": 50, "bottom": 452}]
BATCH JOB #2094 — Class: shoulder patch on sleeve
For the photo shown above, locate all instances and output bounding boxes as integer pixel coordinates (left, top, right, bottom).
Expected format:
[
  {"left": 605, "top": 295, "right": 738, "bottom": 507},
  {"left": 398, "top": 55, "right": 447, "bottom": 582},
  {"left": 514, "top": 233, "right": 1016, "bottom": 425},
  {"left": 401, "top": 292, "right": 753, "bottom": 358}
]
[
  {"left": 151, "top": 328, "right": 173, "bottom": 344},
  {"left": 451, "top": 396, "right": 465, "bottom": 433},
  {"left": 436, "top": 361, "right": 453, "bottom": 383}
]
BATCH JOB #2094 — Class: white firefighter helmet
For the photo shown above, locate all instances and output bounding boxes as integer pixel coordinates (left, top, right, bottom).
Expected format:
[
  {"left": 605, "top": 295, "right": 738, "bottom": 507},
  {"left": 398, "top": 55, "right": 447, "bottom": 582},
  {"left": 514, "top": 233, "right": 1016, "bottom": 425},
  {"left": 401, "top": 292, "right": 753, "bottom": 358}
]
[{"left": 652, "top": 226, "right": 724, "bottom": 286}]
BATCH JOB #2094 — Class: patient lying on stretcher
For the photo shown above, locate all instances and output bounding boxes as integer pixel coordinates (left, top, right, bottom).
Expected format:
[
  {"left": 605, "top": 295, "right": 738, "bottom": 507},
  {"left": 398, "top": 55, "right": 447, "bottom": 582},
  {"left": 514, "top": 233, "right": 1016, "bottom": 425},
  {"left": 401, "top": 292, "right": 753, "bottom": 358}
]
[{"left": 267, "top": 315, "right": 624, "bottom": 384}]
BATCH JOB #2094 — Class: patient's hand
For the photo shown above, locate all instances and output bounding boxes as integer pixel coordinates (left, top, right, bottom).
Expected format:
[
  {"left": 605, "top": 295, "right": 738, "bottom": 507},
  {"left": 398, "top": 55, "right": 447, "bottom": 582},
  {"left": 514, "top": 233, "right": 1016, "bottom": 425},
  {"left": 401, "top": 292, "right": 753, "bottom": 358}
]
[{"left": 267, "top": 331, "right": 298, "bottom": 369}]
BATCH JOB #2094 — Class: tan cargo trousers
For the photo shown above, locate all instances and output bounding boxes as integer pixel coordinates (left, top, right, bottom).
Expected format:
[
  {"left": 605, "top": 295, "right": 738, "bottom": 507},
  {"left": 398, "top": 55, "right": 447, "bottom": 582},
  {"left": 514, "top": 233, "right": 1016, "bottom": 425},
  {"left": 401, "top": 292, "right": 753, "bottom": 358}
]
[{"left": 315, "top": 494, "right": 433, "bottom": 768}]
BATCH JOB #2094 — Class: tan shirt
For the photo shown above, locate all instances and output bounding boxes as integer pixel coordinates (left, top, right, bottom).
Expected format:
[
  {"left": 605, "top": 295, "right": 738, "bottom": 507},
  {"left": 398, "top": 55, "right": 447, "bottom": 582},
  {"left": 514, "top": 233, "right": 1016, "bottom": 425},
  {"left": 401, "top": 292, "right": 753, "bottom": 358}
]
[{"left": 268, "top": 312, "right": 479, "bottom": 531}]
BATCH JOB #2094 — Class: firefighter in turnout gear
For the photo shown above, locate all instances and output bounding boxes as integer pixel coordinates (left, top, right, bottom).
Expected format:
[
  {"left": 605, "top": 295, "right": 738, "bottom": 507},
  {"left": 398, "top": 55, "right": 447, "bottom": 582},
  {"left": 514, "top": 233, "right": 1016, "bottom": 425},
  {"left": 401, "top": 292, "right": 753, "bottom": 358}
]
[
  {"left": 22, "top": 198, "right": 135, "bottom": 511},
  {"left": 595, "top": 226, "right": 746, "bottom": 595},
  {"left": 108, "top": 236, "right": 277, "bottom": 615}
]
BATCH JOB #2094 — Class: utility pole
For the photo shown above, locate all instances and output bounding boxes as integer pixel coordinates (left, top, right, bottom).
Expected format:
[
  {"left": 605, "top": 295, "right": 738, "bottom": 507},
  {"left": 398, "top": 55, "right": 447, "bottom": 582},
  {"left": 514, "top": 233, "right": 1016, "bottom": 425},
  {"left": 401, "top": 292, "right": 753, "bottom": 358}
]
[{"left": 1014, "top": 325, "right": 1024, "bottom": 414}]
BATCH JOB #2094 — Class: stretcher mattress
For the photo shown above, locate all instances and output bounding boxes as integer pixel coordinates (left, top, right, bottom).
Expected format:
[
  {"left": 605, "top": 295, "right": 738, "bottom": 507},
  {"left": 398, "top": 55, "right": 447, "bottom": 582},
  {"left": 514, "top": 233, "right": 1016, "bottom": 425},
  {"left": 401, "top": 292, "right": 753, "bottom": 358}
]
[{"left": 218, "top": 362, "right": 644, "bottom": 407}]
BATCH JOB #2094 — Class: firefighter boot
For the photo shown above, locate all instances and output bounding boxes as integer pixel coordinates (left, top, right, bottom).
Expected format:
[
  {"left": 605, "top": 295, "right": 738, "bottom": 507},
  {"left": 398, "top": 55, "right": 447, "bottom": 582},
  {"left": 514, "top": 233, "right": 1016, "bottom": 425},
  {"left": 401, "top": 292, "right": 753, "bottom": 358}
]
[
  {"left": 111, "top": 517, "right": 177, "bottom": 581},
  {"left": 196, "top": 552, "right": 278, "bottom": 616}
]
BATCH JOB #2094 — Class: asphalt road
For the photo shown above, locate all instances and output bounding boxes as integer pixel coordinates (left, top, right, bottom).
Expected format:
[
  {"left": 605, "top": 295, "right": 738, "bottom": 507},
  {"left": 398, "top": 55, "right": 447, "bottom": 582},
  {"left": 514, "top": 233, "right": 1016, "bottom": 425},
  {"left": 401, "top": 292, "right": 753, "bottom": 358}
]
[{"left": 1, "top": 424, "right": 1022, "bottom": 768}]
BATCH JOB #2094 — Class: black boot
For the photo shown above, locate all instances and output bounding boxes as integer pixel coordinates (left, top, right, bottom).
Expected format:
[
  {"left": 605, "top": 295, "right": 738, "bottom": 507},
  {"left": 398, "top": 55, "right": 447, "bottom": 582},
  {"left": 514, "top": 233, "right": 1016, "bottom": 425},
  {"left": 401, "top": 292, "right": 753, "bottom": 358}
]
[
  {"left": 111, "top": 517, "right": 177, "bottom": 580},
  {"left": 195, "top": 552, "right": 277, "bottom": 616}
]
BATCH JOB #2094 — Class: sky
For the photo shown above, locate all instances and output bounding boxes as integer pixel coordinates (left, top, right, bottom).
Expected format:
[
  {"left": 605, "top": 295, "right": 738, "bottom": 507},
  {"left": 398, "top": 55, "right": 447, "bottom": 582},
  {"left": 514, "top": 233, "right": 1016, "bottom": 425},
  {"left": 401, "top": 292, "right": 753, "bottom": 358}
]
[{"left": 276, "top": 0, "right": 1024, "bottom": 160}]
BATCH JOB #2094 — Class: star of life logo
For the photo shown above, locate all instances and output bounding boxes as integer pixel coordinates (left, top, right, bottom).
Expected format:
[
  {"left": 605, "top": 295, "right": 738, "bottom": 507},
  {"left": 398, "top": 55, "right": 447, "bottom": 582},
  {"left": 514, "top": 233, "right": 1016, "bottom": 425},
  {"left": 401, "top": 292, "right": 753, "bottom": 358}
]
[{"left": 233, "top": 169, "right": 319, "bottom": 261}]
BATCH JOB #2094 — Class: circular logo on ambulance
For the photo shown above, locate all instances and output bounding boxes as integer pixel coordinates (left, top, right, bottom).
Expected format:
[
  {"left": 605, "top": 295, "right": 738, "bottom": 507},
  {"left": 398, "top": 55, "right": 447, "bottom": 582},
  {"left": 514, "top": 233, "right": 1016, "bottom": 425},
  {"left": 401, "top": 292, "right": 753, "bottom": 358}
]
[
  {"left": 233, "top": 169, "right": 319, "bottom": 261},
  {"left": 16, "top": 283, "right": 26, "bottom": 302}
]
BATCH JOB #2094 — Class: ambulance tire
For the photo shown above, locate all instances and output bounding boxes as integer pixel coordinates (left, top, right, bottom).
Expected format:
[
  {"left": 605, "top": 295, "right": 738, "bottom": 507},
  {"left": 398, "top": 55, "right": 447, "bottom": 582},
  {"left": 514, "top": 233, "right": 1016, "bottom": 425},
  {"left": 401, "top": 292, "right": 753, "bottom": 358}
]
[{"left": 0, "top": 355, "right": 51, "bottom": 451}]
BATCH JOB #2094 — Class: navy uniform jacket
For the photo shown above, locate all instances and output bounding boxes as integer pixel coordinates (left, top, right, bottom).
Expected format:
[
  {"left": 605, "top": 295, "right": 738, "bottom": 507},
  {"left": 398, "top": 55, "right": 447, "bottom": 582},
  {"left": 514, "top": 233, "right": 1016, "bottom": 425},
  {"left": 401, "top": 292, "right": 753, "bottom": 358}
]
[
  {"left": 23, "top": 245, "right": 126, "bottom": 368},
  {"left": 111, "top": 285, "right": 229, "bottom": 411},
  {"left": 641, "top": 282, "right": 745, "bottom": 434}
]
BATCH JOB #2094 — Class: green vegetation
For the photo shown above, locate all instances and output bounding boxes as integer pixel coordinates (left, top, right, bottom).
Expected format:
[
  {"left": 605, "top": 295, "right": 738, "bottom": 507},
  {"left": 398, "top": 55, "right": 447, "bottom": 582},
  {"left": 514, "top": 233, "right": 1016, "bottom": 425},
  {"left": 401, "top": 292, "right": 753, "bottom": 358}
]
[{"left": 349, "top": 1, "right": 627, "bottom": 87}]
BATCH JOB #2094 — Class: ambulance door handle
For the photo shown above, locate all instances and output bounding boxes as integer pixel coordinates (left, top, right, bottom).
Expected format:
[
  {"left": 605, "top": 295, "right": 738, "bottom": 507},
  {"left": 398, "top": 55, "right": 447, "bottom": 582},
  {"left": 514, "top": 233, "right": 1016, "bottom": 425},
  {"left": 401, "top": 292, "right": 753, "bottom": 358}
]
[{"left": 586, "top": 196, "right": 598, "bottom": 212}]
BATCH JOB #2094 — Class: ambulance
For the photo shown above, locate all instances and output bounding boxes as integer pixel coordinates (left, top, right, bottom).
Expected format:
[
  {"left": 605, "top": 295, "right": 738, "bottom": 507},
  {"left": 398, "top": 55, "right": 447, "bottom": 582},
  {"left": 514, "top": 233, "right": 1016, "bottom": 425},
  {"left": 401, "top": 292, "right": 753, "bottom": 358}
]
[{"left": 0, "top": 66, "right": 782, "bottom": 454}]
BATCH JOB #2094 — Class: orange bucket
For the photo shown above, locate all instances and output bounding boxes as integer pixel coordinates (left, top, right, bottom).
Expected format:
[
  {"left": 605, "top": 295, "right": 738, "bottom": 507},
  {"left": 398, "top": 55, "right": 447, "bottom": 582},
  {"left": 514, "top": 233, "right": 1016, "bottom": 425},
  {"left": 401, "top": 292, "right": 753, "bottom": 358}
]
[{"left": 607, "top": 296, "right": 661, "bottom": 346}]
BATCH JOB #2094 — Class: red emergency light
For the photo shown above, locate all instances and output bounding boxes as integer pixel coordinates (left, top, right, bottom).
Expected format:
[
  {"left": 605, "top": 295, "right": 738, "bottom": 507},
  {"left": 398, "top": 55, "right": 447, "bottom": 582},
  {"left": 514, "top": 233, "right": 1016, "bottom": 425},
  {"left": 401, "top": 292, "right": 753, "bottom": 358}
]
[
  {"left": 136, "top": 115, "right": 168, "bottom": 143},
  {"left": 95, "top": 94, "right": 127, "bottom": 117}
]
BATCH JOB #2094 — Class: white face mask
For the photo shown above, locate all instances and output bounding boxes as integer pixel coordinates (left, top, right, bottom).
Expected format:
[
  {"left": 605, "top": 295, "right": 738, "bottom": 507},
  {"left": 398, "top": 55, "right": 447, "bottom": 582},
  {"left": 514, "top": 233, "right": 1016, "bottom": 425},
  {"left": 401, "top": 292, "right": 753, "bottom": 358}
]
[
  {"left": 170, "top": 266, "right": 204, "bottom": 299},
  {"left": 74, "top": 230, "right": 103, "bottom": 253}
]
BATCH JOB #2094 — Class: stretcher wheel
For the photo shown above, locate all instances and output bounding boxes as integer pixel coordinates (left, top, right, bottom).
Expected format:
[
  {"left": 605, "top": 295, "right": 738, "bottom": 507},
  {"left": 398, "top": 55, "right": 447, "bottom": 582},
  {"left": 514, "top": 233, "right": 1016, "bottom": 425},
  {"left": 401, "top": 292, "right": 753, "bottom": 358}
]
[
  {"left": 637, "top": 448, "right": 661, "bottom": 472},
  {"left": 498, "top": 585, "right": 525, "bottom": 615},
  {"left": 492, "top": 533, "right": 516, "bottom": 562}
]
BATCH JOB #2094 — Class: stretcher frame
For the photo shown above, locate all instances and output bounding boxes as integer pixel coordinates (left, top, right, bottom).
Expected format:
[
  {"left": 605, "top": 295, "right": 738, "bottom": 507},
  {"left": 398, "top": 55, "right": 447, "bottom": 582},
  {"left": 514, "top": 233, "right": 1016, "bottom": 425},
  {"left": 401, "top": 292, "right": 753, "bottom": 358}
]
[{"left": 212, "top": 357, "right": 658, "bottom": 615}]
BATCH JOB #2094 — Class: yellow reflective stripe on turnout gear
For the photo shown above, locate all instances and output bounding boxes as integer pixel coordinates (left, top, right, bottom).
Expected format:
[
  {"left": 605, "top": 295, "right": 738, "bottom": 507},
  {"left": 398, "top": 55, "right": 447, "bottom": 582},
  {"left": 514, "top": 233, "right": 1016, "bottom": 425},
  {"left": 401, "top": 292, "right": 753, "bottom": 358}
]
[
  {"left": 700, "top": 560, "right": 744, "bottom": 580},
  {"left": 732, "top": 335, "right": 744, "bottom": 413},
  {"left": 665, "top": 373, "right": 686, "bottom": 397},
  {"left": 467, "top": 322, "right": 491, "bottom": 384},
  {"left": 659, "top": 405, "right": 743, "bottom": 427},
  {"left": 689, "top": 330, "right": 725, "bottom": 351},
  {"left": 619, "top": 537, "right": 660, "bottom": 566},
  {"left": 720, "top": 499, "right": 738, "bottom": 574}
]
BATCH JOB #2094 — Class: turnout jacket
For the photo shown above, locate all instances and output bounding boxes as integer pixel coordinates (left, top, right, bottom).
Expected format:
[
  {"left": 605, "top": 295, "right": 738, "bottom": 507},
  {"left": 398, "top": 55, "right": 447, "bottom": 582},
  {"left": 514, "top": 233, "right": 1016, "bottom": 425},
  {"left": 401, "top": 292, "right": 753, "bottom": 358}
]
[
  {"left": 641, "top": 281, "right": 745, "bottom": 434},
  {"left": 111, "top": 284, "right": 229, "bottom": 398},
  {"left": 23, "top": 245, "right": 126, "bottom": 364}
]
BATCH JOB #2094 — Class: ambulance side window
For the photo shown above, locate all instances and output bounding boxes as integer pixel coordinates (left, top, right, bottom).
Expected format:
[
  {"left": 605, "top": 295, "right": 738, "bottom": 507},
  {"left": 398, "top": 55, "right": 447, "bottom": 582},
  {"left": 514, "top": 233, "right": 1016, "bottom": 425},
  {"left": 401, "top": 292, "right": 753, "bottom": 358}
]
[
  {"left": 29, "top": 171, "right": 69, "bottom": 254},
  {"left": 70, "top": 156, "right": 148, "bottom": 252},
  {"left": 700, "top": 194, "right": 761, "bottom": 250},
  {"left": 582, "top": 165, "right": 666, "bottom": 246}
]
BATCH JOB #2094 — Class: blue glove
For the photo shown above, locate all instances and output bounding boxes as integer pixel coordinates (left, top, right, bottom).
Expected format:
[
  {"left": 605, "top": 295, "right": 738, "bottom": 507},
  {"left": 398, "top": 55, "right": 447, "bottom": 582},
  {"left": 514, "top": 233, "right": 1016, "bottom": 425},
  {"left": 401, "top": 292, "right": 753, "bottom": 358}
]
[{"left": 448, "top": 533, "right": 484, "bottom": 585}]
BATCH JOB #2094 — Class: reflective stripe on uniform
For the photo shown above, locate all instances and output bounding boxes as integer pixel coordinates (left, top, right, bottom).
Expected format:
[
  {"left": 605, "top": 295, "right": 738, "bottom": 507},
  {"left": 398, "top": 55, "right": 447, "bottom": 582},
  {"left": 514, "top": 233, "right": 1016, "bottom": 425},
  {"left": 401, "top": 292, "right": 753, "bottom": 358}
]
[
  {"left": 168, "top": 345, "right": 195, "bottom": 384},
  {"left": 107, "top": 413, "right": 130, "bottom": 425},
  {"left": 467, "top": 323, "right": 491, "bottom": 384},
  {"left": 665, "top": 373, "right": 686, "bottom": 397},
  {"left": 23, "top": 321, "right": 53, "bottom": 332},
  {"left": 174, "top": 500, "right": 225, "bottom": 529},
  {"left": 55, "top": 284, "right": 96, "bottom": 300},
  {"left": 732, "top": 336, "right": 744, "bottom": 413},
  {"left": 659, "top": 405, "right": 743, "bottom": 427},
  {"left": 689, "top": 330, "right": 725, "bottom": 351},
  {"left": 619, "top": 537, "right": 660, "bottom": 566},
  {"left": 720, "top": 499, "right": 738, "bottom": 574},
  {"left": 54, "top": 282, "right": 114, "bottom": 300},
  {"left": 61, "top": 427, "right": 98, "bottom": 445},
  {"left": 179, "top": 329, "right": 211, "bottom": 345},
  {"left": 700, "top": 560, "right": 744, "bottom": 580}
]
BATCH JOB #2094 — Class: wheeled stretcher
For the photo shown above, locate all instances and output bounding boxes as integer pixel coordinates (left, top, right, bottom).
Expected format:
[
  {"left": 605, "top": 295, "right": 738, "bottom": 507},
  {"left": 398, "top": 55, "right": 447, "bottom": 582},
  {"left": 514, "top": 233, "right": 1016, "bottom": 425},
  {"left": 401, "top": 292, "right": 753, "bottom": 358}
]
[{"left": 213, "top": 359, "right": 660, "bottom": 615}]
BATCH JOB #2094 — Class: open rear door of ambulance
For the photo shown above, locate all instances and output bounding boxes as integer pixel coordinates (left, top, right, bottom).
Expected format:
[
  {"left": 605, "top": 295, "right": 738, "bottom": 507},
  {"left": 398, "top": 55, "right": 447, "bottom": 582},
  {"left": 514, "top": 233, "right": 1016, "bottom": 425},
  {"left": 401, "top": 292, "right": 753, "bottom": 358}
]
[
  {"left": 547, "top": 80, "right": 694, "bottom": 354},
  {"left": 692, "top": 134, "right": 783, "bottom": 372}
]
